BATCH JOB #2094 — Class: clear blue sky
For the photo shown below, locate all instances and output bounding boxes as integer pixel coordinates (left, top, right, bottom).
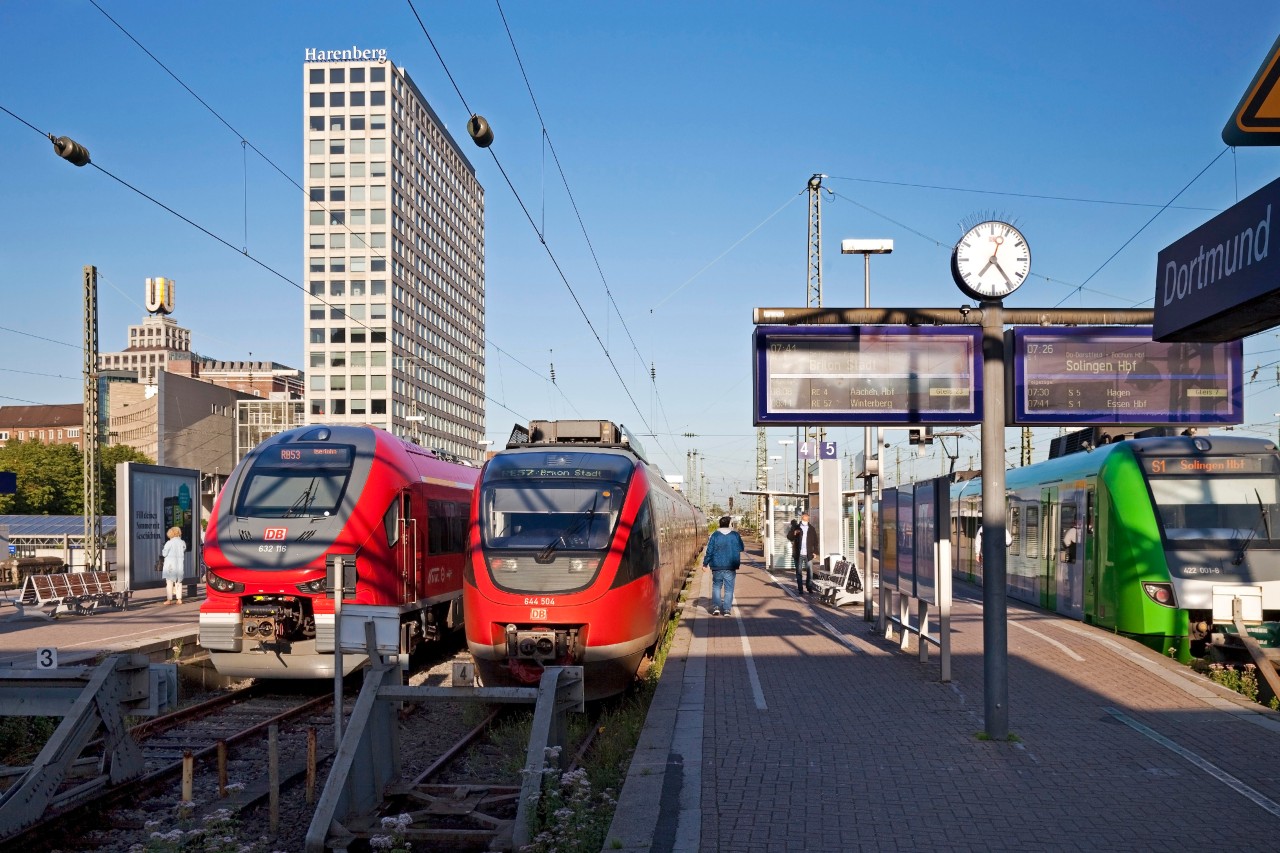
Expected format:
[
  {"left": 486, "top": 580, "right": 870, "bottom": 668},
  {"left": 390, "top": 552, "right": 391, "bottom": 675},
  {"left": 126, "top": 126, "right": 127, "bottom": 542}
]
[{"left": 3, "top": 1, "right": 1280, "bottom": 507}]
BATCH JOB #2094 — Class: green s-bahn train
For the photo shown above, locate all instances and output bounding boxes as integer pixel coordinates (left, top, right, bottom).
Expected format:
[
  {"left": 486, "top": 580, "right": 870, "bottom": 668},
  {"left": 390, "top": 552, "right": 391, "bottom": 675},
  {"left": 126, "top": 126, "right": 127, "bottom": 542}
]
[{"left": 950, "top": 434, "right": 1280, "bottom": 654}]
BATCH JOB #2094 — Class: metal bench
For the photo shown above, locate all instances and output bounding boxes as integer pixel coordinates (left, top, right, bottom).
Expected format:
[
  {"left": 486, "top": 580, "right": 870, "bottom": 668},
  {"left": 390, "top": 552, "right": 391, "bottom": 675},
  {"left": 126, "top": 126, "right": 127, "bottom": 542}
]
[
  {"left": 813, "top": 555, "right": 862, "bottom": 607},
  {"left": 9, "top": 570, "right": 128, "bottom": 619}
]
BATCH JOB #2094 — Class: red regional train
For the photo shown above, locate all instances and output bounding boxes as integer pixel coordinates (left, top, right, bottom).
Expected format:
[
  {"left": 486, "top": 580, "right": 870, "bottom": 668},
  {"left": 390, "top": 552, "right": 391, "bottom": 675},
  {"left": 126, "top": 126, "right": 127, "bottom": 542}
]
[
  {"left": 199, "top": 424, "right": 479, "bottom": 678},
  {"left": 464, "top": 420, "right": 703, "bottom": 699}
]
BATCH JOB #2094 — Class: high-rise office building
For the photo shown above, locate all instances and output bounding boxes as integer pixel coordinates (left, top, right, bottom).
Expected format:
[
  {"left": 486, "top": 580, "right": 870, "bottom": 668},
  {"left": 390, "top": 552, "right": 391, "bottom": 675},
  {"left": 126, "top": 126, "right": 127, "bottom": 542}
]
[{"left": 303, "top": 49, "right": 485, "bottom": 459}]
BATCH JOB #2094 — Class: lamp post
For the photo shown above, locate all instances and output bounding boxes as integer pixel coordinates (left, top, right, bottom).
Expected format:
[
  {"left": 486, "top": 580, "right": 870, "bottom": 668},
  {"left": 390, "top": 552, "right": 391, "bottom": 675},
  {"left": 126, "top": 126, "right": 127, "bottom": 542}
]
[
  {"left": 778, "top": 439, "right": 794, "bottom": 492},
  {"left": 842, "top": 237, "right": 894, "bottom": 624},
  {"left": 406, "top": 414, "right": 426, "bottom": 446}
]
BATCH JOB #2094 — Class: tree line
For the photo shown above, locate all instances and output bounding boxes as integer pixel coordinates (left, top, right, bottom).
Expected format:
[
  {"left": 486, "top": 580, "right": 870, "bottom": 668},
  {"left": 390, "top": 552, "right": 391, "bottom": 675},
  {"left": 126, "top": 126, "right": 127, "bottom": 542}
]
[{"left": 0, "top": 440, "right": 152, "bottom": 516}]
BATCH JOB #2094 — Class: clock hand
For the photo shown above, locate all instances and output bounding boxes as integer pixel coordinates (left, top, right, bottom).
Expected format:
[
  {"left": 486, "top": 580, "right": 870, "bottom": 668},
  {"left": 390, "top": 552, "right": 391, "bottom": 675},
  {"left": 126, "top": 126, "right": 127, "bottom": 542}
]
[
  {"left": 979, "top": 256, "right": 995, "bottom": 276},
  {"left": 992, "top": 258, "right": 1013, "bottom": 286}
]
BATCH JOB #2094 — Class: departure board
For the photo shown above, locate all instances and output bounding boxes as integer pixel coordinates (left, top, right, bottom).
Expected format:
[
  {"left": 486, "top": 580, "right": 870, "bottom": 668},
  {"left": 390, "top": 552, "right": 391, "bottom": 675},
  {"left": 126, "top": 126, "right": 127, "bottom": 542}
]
[
  {"left": 754, "top": 325, "right": 982, "bottom": 425},
  {"left": 1011, "top": 327, "right": 1242, "bottom": 425}
]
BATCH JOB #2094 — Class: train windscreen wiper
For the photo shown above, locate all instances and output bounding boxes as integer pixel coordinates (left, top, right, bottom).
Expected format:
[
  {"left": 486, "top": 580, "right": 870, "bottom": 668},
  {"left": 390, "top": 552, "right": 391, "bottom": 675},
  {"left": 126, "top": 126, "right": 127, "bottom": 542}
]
[
  {"left": 1233, "top": 489, "right": 1270, "bottom": 565},
  {"left": 536, "top": 494, "right": 599, "bottom": 563},
  {"left": 284, "top": 477, "right": 318, "bottom": 518}
]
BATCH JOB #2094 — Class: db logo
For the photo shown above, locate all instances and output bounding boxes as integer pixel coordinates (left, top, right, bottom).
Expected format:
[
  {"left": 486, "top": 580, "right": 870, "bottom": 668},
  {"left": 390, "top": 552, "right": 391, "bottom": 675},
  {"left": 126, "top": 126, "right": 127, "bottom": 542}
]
[{"left": 264, "top": 528, "right": 287, "bottom": 541}]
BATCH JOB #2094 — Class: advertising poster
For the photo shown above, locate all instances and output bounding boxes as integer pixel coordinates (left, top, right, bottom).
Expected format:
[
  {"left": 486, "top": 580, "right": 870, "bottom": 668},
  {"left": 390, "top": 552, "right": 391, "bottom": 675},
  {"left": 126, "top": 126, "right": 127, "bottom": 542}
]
[
  {"left": 915, "top": 478, "right": 945, "bottom": 606},
  {"left": 896, "top": 485, "right": 916, "bottom": 597},
  {"left": 880, "top": 487, "right": 898, "bottom": 590},
  {"left": 117, "top": 462, "right": 200, "bottom": 590}
]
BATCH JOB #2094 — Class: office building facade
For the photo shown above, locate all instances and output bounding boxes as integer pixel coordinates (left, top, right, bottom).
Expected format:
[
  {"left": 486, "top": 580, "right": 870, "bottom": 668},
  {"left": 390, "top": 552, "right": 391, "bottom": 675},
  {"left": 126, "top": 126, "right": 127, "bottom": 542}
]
[{"left": 303, "top": 49, "right": 485, "bottom": 459}]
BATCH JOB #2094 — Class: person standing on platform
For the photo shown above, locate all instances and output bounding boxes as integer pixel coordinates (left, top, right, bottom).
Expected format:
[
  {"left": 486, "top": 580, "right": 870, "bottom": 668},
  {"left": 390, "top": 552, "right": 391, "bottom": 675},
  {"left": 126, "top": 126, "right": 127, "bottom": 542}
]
[
  {"left": 702, "top": 516, "right": 744, "bottom": 616},
  {"left": 788, "top": 511, "right": 819, "bottom": 594},
  {"left": 162, "top": 526, "right": 187, "bottom": 605}
]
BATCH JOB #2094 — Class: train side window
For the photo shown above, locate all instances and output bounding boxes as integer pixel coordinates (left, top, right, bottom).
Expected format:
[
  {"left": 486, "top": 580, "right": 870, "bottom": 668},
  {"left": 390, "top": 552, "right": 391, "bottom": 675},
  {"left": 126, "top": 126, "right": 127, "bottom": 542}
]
[
  {"left": 1009, "top": 506, "right": 1021, "bottom": 555},
  {"left": 428, "top": 500, "right": 468, "bottom": 555},
  {"left": 384, "top": 499, "right": 401, "bottom": 547},
  {"left": 1025, "top": 506, "right": 1040, "bottom": 559}
]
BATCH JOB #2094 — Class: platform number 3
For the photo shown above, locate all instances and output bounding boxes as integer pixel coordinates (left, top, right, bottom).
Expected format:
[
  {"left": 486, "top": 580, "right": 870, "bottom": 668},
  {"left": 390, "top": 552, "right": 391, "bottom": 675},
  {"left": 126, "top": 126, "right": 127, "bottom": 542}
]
[{"left": 36, "top": 647, "right": 58, "bottom": 669}]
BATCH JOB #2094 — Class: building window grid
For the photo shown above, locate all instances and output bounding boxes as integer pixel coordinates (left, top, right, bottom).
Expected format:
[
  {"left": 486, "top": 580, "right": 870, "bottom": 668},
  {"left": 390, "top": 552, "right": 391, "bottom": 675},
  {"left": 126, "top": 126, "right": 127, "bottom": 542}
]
[{"left": 305, "top": 59, "right": 484, "bottom": 444}]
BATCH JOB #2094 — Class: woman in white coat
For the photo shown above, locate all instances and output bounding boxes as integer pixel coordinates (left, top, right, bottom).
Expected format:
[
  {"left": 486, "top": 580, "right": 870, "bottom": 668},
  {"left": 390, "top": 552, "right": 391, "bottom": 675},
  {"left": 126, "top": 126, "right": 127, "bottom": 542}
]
[{"left": 161, "top": 526, "right": 187, "bottom": 604}]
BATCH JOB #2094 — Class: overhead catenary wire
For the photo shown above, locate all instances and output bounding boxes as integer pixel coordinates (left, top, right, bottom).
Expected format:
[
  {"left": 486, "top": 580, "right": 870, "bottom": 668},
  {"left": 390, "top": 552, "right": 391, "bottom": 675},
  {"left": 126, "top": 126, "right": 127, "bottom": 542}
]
[
  {"left": 492, "top": 0, "right": 686, "bottom": 459},
  {"left": 402, "top": 0, "right": 680, "bottom": 471}
]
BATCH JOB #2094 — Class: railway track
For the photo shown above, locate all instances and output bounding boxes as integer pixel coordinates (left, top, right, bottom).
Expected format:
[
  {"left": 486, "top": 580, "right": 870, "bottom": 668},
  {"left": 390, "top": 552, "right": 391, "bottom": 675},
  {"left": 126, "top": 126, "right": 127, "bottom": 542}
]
[
  {"left": 8, "top": 681, "right": 339, "bottom": 852},
  {"left": 6, "top": 647, "right": 616, "bottom": 852}
]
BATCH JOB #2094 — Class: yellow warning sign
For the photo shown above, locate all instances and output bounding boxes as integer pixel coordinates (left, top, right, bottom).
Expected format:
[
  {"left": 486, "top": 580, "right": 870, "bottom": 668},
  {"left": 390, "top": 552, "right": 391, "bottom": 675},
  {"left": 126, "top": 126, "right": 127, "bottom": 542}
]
[{"left": 1224, "top": 34, "right": 1280, "bottom": 145}]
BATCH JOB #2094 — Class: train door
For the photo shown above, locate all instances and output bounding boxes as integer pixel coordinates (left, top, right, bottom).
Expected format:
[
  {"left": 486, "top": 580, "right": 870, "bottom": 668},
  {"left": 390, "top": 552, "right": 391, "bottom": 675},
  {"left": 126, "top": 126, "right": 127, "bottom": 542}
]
[
  {"left": 1056, "top": 490, "right": 1084, "bottom": 618},
  {"left": 1040, "top": 487, "right": 1058, "bottom": 611},
  {"left": 397, "top": 491, "right": 421, "bottom": 603},
  {"left": 1082, "top": 487, "right": 1097, "bottom": 622}
]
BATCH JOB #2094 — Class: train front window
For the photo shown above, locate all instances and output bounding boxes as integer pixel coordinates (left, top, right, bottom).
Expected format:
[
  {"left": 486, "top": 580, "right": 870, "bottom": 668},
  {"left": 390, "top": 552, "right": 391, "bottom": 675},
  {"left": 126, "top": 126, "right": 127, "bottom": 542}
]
[
  {"left": 1149, "top": 476, "right": 1280, "bottom": 545},
  {"left": 479, "top": 452, "right": 632, "bottom": 551},
  {"left": 234, "top": 444, "right": 355, "bottom": 519}
]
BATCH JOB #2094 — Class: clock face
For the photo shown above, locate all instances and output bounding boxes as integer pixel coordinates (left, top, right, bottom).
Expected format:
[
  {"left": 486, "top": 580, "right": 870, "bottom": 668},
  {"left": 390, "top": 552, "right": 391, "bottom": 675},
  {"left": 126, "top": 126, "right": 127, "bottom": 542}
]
[{"left": 951, "top": 220, "right": 1030, "bottom": 301}]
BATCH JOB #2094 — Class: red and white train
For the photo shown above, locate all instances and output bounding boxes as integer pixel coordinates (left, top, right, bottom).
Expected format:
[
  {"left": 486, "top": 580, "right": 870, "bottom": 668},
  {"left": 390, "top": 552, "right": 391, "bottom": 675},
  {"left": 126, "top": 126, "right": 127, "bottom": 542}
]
[
  {"left": 199, "top": 424, "right": 479, "bottom": 678},
  {"left": 464, "top": 420, "right": 703, "bottom": 699}
]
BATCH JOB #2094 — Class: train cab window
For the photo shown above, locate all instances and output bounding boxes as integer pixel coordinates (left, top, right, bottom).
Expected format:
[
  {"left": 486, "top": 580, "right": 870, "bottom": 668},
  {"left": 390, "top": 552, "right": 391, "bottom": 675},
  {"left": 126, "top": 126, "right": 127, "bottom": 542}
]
[
  {"left": 1149, "top": 476, "right": 1280, "bottom": 543},
  {"left": 382, "top": 499, "right": 402, "bottom": 546},
  {"left": 234, "top": 445, "right": 355, "bottom": 519}
]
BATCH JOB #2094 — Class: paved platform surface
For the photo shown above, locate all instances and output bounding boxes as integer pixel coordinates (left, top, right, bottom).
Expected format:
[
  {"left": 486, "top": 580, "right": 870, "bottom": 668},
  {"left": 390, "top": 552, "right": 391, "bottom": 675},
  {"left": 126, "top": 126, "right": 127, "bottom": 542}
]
[
  {"left": 0, "top": 585, "right": 202, "bottom": 668},
  {"left": 608, "top": 547, "right": 1280, "bottom": 851}
]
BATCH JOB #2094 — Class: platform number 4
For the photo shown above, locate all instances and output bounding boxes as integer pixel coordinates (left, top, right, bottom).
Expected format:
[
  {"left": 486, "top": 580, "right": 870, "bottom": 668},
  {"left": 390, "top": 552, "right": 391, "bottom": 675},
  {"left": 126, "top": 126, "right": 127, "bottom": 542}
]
[{"left": 36, "top": 647, "right": 57, "bottom": 670}]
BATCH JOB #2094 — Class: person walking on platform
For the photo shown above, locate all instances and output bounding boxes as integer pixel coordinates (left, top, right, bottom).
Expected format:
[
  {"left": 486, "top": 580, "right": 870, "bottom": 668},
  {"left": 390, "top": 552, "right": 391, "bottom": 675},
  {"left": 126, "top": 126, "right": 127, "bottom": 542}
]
[
  {"left": 162, "top": 526, "right": 187, "bottom": 605},
  {"left": 788, "top": 511, "right": 819, "bottom": 594},
  {"left": 702, "top": 516, "right": 744, "bottom": 616}
]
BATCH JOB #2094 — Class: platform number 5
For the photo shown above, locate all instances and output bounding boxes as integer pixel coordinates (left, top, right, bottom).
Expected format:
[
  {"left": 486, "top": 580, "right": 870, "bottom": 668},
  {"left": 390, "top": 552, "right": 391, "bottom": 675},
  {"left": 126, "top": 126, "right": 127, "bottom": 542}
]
[{"left": 36, "top": 647, "right": 57, "bottom": 670}]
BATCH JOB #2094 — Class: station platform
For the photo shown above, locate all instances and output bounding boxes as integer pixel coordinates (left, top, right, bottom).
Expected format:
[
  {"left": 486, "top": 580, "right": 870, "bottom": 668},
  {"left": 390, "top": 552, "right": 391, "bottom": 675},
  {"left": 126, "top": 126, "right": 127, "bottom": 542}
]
[
  {"left": 0, "top": 585, "right": 201, "bottom": 669},
  {"left": 608, "top": 547, "right": 1280, "bottom": 851}
]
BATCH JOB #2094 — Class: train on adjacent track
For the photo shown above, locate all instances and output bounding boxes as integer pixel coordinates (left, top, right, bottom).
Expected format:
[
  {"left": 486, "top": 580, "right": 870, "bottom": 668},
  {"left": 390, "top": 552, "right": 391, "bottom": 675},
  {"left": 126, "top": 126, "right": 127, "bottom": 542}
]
[
  {"left": 944, "top": 432, "right": 1280, "bottom": 655},
  {"left": 464, "top": 420, "right": 704, "bottom": 699},
  {"left": 199, "top": 424, "right": 479, "bottom": 678}
]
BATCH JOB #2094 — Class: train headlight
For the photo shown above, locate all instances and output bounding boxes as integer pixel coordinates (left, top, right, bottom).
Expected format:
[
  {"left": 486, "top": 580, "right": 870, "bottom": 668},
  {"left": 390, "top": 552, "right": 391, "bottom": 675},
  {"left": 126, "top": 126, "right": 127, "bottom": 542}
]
[
  {"left": 207, "top": 572, "right": 244, "bottom": 594},
  {"left": 568, "top": 559, "right": 585, "bottom": 573},
  {"left": 295, "top": 577, "right": 327, "bottom": 593},
  {"left": 1142, "top": 582, "right": 1177, "bottom": 607}
]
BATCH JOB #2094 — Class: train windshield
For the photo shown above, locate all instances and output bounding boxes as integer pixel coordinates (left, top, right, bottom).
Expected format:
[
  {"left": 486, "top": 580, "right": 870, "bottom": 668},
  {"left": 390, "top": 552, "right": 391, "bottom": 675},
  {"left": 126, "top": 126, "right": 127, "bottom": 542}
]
[
  {"left": 1149, "top": 474, "right": 1280, "bottom": 546},
  {"left": 233, "top": 444, "right": 355, "bottom": 519},
  {"left": 479, "top": 452, "right": 632, "bottom": 551}
]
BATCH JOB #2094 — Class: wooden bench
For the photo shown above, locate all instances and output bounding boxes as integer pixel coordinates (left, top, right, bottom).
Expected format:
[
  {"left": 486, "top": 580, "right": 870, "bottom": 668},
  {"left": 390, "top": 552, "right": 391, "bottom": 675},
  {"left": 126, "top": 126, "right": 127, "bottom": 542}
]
[{"left": 7, "top": 570, "right": 129, "bottom": 619}]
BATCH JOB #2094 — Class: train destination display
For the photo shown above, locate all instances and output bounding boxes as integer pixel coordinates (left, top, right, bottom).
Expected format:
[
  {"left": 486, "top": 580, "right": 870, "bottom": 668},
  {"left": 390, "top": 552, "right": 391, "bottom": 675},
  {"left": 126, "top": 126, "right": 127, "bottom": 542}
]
[
  {"left": 754, "top": 325, "right": 982, "bottom": 425},
  {"left": 1011, "top": 327, "right": 1242, "bottom": 425}
]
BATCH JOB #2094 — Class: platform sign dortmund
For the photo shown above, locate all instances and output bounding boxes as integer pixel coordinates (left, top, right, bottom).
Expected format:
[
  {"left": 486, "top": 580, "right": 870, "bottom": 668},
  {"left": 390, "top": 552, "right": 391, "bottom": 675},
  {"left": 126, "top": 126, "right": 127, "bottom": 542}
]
[
  {"left": 754, "top": 325, "right": 982, "bottom": 426},
  {"left": 1224, "top": 34, "right": 1280, "bottom": 146}
]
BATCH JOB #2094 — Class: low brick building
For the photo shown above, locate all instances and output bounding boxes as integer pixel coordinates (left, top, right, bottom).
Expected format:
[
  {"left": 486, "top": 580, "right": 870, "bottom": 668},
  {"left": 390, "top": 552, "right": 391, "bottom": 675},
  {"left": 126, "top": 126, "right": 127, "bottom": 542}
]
[{"left": 0, "top": 404, "right": 85, "bottom": 450}]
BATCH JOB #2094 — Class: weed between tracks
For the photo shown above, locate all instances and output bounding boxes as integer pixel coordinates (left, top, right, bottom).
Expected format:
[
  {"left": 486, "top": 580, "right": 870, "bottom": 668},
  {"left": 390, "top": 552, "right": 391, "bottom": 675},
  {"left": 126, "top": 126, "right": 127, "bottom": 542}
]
[{"left": 521, "top": 580, "right": 688, "bottom": 853}]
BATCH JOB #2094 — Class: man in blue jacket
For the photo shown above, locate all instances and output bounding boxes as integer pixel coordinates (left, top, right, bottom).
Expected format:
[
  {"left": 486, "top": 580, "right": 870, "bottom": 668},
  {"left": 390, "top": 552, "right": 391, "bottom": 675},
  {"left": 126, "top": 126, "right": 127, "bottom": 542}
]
[{"left": 702, "top": 515, "right": 745, "bottom": 616}]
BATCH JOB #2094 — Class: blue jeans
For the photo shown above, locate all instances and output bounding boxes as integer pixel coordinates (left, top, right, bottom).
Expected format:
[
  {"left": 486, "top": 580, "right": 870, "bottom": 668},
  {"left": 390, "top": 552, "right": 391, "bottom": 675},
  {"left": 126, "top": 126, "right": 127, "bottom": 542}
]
[
  {"left": 796, "top": 557, "right": 813, "bottom": 593},
  {"left": 711, "top": 568, "right": 737, "bottom": 613}
]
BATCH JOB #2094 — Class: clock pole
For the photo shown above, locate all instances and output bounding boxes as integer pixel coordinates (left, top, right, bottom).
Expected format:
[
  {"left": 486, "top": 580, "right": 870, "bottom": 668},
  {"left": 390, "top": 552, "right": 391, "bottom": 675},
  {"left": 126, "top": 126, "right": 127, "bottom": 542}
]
[{"left": 980, "top": 299, "right": 1009, "bottom": 739}]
